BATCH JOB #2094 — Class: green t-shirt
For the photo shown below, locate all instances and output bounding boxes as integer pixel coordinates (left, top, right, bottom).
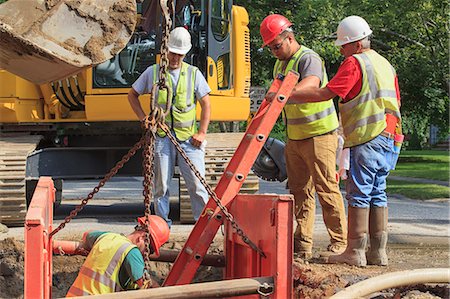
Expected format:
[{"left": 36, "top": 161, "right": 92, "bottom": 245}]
[{"left": 85, "top": 231, "right": 145, "bottom": 290}]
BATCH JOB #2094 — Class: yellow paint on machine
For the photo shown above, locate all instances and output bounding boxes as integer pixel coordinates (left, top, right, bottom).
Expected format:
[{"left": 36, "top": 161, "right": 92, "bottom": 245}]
[{"left": 84, "top": 94, "right": 249, "bottom": 122}]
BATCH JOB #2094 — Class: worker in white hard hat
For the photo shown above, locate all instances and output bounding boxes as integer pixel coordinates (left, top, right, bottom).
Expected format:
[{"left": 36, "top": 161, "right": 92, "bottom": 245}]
[
  {"left": 287, "top": 16, "right": 402, "bottom": 267},
  {"left": 128, "top": 27, "right": 211, "bottom": 227}
]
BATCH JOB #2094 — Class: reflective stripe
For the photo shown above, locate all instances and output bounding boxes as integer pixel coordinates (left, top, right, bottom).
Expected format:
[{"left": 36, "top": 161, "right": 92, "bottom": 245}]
[
  {"left": 172, "top": 119, "right": 196, "bottom": 128},
  {"left": 172, "top": 104, "right": 195, "bottom": 113},
  {"left": 79, "top": 266, "right": 115, "bottom": 290},
  {"left": 78, "top": 242, "right": 130, "bottom": 291},
  {"left": 106, "top": 243, "right": 131, "bottom": 277},
  {"left": 287, "top": 105, "right": 336, "bottom": 125},
  {"left": 67, "top": 285, "right": 90, "bottom": 296},
  {"left": 340, "top": 89, "right": 398, "bottom": 113},
  {"left": 344, "top": 112, "right": 386, "bottom": 137},
  {"left": 185, "top": 66, "right": 194, "bottom": 106}
]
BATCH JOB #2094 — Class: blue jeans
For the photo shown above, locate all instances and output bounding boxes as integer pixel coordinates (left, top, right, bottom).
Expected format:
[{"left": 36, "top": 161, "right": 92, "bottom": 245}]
[
  {"left": 153, "top": 135, "right": 208, "bottom": 227},
  {"left": 346, "top": 135, "right": 396, "bottom": 208}
]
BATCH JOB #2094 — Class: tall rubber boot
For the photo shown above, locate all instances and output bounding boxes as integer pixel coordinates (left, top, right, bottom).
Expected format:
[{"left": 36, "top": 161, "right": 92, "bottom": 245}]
[
  {"left": 367, "top": 207, "right": 388, "bottom": 266},
  {"left": 328, "top": 206, "right": 369, "bottom": 267}
]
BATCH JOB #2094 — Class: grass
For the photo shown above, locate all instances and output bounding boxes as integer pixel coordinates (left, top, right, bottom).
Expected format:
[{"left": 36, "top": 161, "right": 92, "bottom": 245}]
[
  {"left": 391, "top": 150, "right": 449, "bottom": 181},
  {"left": 387, "top": 150, "right": 449, "bottom": 200},
  {"left": 387, "top": 179, "right": 450, "bottom": 200}
]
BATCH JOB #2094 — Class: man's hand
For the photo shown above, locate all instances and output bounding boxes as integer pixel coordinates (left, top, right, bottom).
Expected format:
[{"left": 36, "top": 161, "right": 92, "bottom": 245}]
[{"left": 190, "top": 132, "right": 206, "bottom": 148}]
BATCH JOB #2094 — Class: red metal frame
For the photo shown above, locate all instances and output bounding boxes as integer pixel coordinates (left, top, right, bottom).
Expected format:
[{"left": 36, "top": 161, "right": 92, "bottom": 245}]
[
  {"left": 24, "top": 177, "right": 55, "bottom": 299},
  {"left": 164, "top": 71, "right": 299, "bottom": 286},
  {"left": 225, "top": 194, "right": 293, "bottom": 298}
]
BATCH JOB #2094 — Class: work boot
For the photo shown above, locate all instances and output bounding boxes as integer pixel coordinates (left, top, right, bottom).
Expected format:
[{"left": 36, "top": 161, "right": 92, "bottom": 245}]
[
  {"left": 318, "top": 243, "right": 346, "bottom": 257},
  {"left": 367, "top": 207, "right": 388, "bottom": 266},
  {"left": 328, "top": 207, "right": 369, "bottom": 267},
  {"left": 294, "top": 238, "right": 312, "bottom": 261}
]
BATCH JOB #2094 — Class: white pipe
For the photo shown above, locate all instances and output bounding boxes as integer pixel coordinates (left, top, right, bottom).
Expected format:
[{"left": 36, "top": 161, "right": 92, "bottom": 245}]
[{"left": 331, "top": 268, "right": 450, "bottom": 299}]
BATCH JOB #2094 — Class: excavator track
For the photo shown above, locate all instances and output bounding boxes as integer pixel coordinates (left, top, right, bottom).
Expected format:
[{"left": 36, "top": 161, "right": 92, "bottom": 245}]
[
  {"left": 0, "top": 135, "right": 41, "bottom": 226},
  {"left": 179, "top": 133, "right": 259, "bottom": 223}
]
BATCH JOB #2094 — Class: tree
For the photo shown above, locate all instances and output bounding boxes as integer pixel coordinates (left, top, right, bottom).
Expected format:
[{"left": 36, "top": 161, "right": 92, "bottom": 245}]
[{"left": 235, "top": 0, "right": 448, "bottom": 148}]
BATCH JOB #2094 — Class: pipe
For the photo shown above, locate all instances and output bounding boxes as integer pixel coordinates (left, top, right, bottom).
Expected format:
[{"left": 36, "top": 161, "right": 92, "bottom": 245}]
[
  {"left": 331, "top": 268, "right": 450, "bottom": 299},
  {"left": 53, "top": 240, "right": 88, "bottom": 256},
  {"left": 52, "top": 241, "right": 225, "bottom": 267},
  {"left": 75, "top": 276, "right": 274, "bottom": 299},
  {"left": 155, "top": 249, "right": 225, "bottom": 267}
]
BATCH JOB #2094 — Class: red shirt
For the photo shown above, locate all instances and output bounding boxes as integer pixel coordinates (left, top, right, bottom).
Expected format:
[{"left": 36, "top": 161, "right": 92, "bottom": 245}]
[{"left": 327, "top": 56, "right": 401, "bottom": 134}]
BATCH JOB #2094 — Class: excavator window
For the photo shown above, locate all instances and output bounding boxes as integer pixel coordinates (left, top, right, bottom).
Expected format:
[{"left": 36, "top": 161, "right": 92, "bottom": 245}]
[{"left": 211, "top": 0, "right": 231, "bottom": 41}]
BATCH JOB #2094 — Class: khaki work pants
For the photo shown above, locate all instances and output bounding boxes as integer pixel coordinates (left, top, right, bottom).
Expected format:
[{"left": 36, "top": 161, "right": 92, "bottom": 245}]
[{"left": 285, "top": 131, "right": 347, "bottom": 252}]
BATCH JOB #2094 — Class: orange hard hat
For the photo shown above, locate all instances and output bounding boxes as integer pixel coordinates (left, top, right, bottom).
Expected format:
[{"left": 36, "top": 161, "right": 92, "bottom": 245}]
[
  {"left": 260, "top": 14, "right": 293, "bottom": 47},
  {"left": 137, "top": 215, "right": 170, "bottom": 256}
]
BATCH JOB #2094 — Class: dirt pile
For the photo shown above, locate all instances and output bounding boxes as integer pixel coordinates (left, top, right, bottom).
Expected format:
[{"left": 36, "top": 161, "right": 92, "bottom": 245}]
[
  {"left": 0, "top": 237, "right": 448, "bottom": 298},
  {"left": 0, "top": 238, "right": 24, "bottom": 298}
]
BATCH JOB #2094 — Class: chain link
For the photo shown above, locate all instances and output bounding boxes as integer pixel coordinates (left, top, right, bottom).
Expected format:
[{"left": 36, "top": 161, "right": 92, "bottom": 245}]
[
  {"left": 152, "top": 0, "right": 174, "bottom": 118},
  {"left": 49, "top": 138, "right": 145, "bottom": 238},
  {"left": 158, "top": 123, "right": 266, "bottom": 258}
]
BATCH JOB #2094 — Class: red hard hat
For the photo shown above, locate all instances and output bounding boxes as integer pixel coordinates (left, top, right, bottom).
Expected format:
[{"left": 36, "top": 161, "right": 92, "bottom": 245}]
[
  {"left": 260, "top": 14, "right": 293, "bottom": 47},
  {"left": 138, "top": 215, "right": 170, "bottom": 256}
]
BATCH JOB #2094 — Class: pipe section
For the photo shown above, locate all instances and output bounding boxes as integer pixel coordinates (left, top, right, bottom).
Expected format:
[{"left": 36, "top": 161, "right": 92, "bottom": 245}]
[
  {"left": 75, "top": 276, "right": 274, "bottom": 299},
  {"left": 52, "top": 241, "right": 225, "bottom": 267},
  {"left": 331, "top": 268, "right": 450, "bottom": 299}
]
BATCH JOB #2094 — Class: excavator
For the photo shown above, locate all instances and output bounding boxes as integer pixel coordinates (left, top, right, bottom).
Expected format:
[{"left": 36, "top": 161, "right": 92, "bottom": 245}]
[{"left": 0, "top": 0, "right": 279, "bottom": 225}]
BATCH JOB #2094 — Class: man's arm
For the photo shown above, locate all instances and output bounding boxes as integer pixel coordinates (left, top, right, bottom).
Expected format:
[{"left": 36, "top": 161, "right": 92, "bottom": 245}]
[
  {"left": 191, "top": 94, "right": 211, "bottom": 147},
  {"left": 128, "top": 88, "right": 146, "bottom": 121},
  {"left": 288, "top": 85, "right": 337, "bottom": 104}
]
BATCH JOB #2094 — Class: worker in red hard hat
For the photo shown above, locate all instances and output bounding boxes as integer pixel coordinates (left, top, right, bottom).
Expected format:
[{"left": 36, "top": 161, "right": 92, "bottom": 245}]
[
  {"left": 288, "top": 16, "right": 402, "bottom": 267},
  {"left": 66, "top": 215, "right": 169, "bottom": 296},
  {"left": 260, "top": 14, "right": 347, "bottom": 260}
]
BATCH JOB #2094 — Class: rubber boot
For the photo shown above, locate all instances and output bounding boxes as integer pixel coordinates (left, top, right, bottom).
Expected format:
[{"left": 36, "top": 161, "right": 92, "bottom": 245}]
[
  {"left": 367, "top": 207, "right": 388, "bottom": 266},
  {"left": 328, "top": 206, "right": 369, "bottom": 267}
]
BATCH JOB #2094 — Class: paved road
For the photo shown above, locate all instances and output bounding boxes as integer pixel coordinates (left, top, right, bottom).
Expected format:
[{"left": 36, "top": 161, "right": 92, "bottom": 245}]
[
  {"left": 54, "top": 177, "right": 450, "bottom": 246},
  {"left": 2, "top": 177, "right": 448, "bottom": 245}
]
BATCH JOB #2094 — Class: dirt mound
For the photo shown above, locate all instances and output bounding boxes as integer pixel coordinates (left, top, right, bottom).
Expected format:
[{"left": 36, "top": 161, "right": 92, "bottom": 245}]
[
  {"left": 1, "top": 237, "right": 448, "bottom": 298},
  {"left": 0, "top": 238, "right": 24, "bottom": 298}
]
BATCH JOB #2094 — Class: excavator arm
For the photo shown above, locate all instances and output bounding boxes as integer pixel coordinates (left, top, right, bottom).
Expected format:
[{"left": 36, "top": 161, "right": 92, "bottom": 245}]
[{"left": 0, "top": 0, "right": 137, "bottom": 84}]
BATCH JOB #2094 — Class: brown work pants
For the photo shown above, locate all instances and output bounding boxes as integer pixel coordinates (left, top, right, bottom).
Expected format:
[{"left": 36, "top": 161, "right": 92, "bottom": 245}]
[{"left": 285, "top": 131, "right": 347, "bottom": 252}]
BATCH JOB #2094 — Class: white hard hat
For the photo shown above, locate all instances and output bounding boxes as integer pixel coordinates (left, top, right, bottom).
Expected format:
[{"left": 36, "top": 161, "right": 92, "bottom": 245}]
[
  {"left": 168, "top": 27, "right": 192, "bottom": 55},
  {"left": 335, "top": 16, "right": 373, "bottom": 46}
]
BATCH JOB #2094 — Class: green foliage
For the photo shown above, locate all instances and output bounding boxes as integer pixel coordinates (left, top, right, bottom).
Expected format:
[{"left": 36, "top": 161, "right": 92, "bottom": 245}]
[
  {"left": 0, "top": 0, "right": 7, "bottom": 4},
  {"left": 235, "top": 0, "right": 449, "bottom": 149}
]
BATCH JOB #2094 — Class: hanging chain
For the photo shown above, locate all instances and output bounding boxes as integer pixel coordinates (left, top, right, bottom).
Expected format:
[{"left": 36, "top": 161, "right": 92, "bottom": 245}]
[
  {"left": 49, "top": 138, "right": 145, "bottom": 238},
  {"left": 153, "top": 0, "right": 174, "bottom": 117},
  {"left": 141, "top": 0, "right": 175, "bottom": 286},
  {"left": 158, "top": 123, "right": 267, "bottom": 258}
]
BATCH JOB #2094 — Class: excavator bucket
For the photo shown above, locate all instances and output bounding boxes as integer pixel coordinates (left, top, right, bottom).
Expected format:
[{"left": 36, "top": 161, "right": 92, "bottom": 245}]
[{"left": 0, "top": 0, "right": 136, "bottom": 84}]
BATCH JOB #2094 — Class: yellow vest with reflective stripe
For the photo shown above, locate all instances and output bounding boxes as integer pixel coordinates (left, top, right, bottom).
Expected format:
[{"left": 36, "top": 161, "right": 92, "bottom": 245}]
[
  {"left": 339, "top": 50, "right": 401, "bottom": 147},
  {"left": 273, "top": 46, "right": 339, "bottom": 140},
  {"left": 152, "top": 62, "right": 198, "bottom": 141},
  {"left": 66, "top": 233, "right": 136, "bottom": 297}
]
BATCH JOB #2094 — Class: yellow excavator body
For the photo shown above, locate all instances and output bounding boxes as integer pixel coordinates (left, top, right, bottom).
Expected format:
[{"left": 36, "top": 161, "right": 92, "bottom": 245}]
[{"left": 0, "top": 0, "right": 255, "bottom": 225}]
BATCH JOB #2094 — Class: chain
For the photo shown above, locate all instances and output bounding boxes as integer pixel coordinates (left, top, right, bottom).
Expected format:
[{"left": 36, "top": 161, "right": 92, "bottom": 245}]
[
  {"left": 154, "top": 0, "right": 174, "bottom": 117},
  {"left": 140, "top": 108, "right": 167, "bottom": 284},
  {"left": 158, "top": 123, "right": 266, "bottom": 258},
  {"left": 49, "top": 138, "right": 145, "bottom": 238}
]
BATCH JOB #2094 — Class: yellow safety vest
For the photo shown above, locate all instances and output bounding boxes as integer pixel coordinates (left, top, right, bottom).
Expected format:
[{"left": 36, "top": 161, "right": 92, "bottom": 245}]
[
  {"left": 152, "top": 62, "right": 198, "bottom": 141},
  {"left": 66, "top": 233, "right": 136, "bottom": 297},
  {"left": 339, "top": 50, "right": 401, "bottom": 147},
  {"left": 273, "top": 46, "right": 339, "bottom": 140}
]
